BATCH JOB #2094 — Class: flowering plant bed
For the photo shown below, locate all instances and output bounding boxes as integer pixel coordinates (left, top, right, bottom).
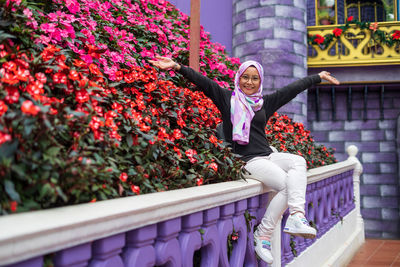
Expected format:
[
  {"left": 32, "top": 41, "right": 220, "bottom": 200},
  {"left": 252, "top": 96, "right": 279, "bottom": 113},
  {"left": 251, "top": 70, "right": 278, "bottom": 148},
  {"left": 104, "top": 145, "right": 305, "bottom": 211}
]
[{"left": 0, "top": 0, "right": 336, "bottom": 215}]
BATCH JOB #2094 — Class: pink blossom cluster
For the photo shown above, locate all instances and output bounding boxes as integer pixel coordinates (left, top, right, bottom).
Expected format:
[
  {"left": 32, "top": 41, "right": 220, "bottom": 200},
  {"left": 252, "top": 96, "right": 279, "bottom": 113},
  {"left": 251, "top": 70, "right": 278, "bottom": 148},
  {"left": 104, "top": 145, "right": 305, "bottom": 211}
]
[{"left": 12, "top": 0, "right": 240, "bottom": 88}]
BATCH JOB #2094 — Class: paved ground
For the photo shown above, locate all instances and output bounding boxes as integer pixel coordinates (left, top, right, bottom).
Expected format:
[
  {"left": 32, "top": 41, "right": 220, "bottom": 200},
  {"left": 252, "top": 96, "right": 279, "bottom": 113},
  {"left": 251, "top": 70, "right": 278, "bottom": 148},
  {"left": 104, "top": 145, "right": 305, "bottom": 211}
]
[{"left": 347, "top": 239, "right": 400, "bottom": 267}]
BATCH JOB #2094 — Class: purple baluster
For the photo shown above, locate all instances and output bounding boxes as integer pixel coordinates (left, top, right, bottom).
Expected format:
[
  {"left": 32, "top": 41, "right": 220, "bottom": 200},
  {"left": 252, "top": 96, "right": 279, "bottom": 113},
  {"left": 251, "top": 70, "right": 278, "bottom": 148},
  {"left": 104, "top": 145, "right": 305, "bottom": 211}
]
[
  {"left": 244, "top": 196, "right": 259, "bottom": 267},
  {"left": 322, "top": 180, "right": 331, "bottom": 234},
  {"left": 257, "top": 193, "right": 269, "bottom": 267},
  {"left": 281, "top": 211, "right": 293, "bottom": 265},
  {"left": 53, "top": 242, "right": 92, "bottom": 267},
  {"left": 218, "top": 203, "right": 234, "bottom": 267},
  {"left": 154, "top": 218, "right": 182, "bottom": 266},
  {"left": 122, "top": 224, "right": 156, "bottom": 267},
  {"left": 5, "top": 256, "right": 43, "bottom": 267},
  {"left": 88, "top": 233, "right": 124, "bottom": 267},
  {"left": 316, "top": 181, "right": 325, "bottom": 237},
  {"left": 200, "top": 207, "right": 220, "bottom": 267},
  {"left": 179, "top": 211, "right": 203, "bottom": 267},
  {"left": 230, "top": 199, "right": 247, "bottom": 267}
]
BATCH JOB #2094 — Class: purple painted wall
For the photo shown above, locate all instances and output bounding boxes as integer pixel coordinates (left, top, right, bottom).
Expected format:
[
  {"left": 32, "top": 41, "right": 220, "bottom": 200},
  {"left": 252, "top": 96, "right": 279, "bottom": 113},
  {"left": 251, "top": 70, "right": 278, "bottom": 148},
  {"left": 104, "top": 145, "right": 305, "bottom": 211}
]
[
  {"left": 307, "top": 83, "right": 400, "bottom": 238},
  {"left": 169, "top": 0, "right": 233, "bottom": 55}
]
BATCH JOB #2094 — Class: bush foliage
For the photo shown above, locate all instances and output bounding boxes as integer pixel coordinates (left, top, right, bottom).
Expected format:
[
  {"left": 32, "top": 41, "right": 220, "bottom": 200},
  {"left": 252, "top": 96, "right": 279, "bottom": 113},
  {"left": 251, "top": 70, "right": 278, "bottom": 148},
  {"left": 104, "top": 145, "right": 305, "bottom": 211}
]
[{"left": 0, "top": 0, "right": 336, "bottom": 215}]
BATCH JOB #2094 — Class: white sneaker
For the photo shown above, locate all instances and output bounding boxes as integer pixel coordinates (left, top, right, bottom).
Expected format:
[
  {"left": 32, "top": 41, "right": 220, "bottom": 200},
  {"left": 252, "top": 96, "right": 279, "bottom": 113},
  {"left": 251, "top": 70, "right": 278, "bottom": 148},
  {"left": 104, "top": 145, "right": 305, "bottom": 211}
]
[
  {"left": 283, "top": 212, "right": 317, "bottom": 239},
  {"left": 253, "top": 234, "right": 273, "bottom": 264}
]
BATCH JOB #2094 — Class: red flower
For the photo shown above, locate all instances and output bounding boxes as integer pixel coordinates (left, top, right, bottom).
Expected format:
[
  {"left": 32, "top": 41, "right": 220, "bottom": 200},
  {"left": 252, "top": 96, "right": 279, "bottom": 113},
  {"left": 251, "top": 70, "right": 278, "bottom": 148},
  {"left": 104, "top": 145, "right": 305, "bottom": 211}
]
[
  {"left": 53, "top": 72, "right": 67, "bottom": 84},
  {"left": 131, "top": 185, "right": 140, "bottom": 194},
  {"left": 0, "top": 131, "right": 12, "bottom": 145},
  {"left": 27, "top": 80, "right": 44, "bottom": 96},
  {"left": 0, "top": 100, "right": 8, "bottom": 116},
  {"left": 21, "top": 100, "right": 40, "bottom": 116},
  {"left": 124, "top": 73, "right": 135, "bottom": 83},
  {"left": 196, "top": 178, "right": 203, "bottom": 186},
  {"left": 9, "top": 201, "right": 17, "bottom": 212},
  {"left": 209, "top": 135, "right": 220, "bottom": 147},
  {"left": 112, "top": 102, "right": 123, "bottom": 113},
  {"left": 74, "top": 59, "right": 87, "bottom": 68},
  {"left": 89, "top": 116, "right": 104, "bottom": 130},
  {"left": 185, "top": 149, "right": 198, "bottom": 163},
  {"left": 35, "top": 72, "right": 47, "bottom": 84},
  {"left": 173, "top": 129, "right": 183, "bottom": 140},
  {"left": 120, "top": 172, "right": 128, "bottom": 182},
  {"left": 89, "top": 63, "right": 102, "bottom": 76},
  {"left": 332, "top": 28, "right": 343, "bottom": 37},
  {"left": 208, "top": 162, "right": 218, "bottom": 172},
  {"left": 314, "top": 34, "right": 325, "bottom": 44},
  {"left": 392, "top": 30, "right": 400, "bottom": 40},
  {"left": 347, "top": 16, "right": 354, "bottom": 22},
  {"left": 75, "top": 89, "right": 89, "bottom": 103},
  {"left": 173, "top": 146, "right": 182, "bottom": 158},
  {"left": 68, "top": 70, "right": 80, "bottom": 81}
]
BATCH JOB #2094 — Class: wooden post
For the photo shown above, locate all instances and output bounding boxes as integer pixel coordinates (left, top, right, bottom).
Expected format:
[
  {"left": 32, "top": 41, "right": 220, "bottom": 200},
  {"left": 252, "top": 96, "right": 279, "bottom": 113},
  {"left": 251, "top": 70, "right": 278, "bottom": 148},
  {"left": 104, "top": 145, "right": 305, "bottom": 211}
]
[{"left": 189, "top": 0, "right": 200, "bottom": 72}]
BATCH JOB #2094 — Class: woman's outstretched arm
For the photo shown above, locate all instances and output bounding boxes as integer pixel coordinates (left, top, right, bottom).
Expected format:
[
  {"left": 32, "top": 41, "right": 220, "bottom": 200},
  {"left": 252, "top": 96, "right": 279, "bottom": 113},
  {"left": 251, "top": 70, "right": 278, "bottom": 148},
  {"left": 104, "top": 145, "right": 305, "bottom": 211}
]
[
  {"left": 264, "top": 71, "right": 340, "bottom": 116},
  {"left": 148, "top": 56, "right": 231, "bottom": 110}
]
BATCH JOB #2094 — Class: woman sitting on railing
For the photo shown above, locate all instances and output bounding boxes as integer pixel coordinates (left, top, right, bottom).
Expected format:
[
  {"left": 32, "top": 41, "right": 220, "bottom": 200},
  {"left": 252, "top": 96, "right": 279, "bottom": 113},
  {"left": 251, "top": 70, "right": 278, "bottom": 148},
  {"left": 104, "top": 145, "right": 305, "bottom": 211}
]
[{"left": 149, "top": 56, "right": 339, "bottom": 264}]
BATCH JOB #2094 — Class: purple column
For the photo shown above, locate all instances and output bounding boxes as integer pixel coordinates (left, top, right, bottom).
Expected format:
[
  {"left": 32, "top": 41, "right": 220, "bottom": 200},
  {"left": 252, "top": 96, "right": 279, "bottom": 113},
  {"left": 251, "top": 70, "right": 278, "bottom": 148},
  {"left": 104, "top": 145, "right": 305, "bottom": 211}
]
[
  {"left": 89, "top": 233, "right": 125, "bottom": 267},
  {"left": 53, "top": 242, "right": 92, "bottom": 267},
  {"left": 179, "top": 212, "right": 203, "bottom": 267},
  {"left": 123, "top": 224, "right": 156, "bottom": 267},
  {"left": 154, "top": 218, "right": 182, "bottom": 266},
  {"left": 200, "top": 207, "right": 220, "bottom": 267},
  {"left": 232, "top": 0, "right": 309, "bottom": 125}
]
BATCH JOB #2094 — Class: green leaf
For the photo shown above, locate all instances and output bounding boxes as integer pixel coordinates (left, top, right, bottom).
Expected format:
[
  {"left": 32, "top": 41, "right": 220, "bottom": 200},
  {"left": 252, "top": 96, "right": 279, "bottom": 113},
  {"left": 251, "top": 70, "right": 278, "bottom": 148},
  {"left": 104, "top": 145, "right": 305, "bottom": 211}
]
[
  {"left": 127, "top": 134, "right": 133, "bottom": 147},
  {"left": 39, "top": 183, "right": 53, "bottom": 200},
  {"left": 46, "top": 147, "right": 61, "bottom": 157},
  {"left": 4, "top": 180, "right": 21, "bottom": 202},
  {"left": 0, "top": 140, "right": 18, "bottom": 161}
]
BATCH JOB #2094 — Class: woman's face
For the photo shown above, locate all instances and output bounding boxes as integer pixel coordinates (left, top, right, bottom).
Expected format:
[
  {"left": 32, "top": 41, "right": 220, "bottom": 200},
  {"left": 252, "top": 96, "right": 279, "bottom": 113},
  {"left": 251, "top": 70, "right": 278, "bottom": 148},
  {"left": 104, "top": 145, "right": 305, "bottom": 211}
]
[{"left": 239, "top": 66, "right": 261, "bottom": 96}]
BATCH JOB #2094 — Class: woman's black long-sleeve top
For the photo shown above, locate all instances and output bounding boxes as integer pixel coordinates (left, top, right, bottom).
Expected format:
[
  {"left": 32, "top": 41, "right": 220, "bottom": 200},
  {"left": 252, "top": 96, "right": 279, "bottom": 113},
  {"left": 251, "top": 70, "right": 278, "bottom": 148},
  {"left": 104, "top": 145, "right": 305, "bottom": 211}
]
[{"left": 178, "top": 66, "right": 321, "bottom": 162}]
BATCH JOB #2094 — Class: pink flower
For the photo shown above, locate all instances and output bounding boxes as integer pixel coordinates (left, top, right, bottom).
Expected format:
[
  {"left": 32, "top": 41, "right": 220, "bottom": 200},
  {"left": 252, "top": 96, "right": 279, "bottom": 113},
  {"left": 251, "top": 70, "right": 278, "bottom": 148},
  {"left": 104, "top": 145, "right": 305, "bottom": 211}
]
[
  {"left": 65, "top": 0, "right": 81, "bottom": 14},
  {"left": 40, "top": 23, "right": 56, "bottom": 33}
]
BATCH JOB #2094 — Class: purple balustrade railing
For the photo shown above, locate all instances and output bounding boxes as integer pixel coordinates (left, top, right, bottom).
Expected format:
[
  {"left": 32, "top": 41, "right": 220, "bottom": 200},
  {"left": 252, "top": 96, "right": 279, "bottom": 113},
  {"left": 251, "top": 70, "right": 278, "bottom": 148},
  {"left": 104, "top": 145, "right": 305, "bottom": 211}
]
[{"left": 0, "top": 146, "right": 363, "bottom": 267}]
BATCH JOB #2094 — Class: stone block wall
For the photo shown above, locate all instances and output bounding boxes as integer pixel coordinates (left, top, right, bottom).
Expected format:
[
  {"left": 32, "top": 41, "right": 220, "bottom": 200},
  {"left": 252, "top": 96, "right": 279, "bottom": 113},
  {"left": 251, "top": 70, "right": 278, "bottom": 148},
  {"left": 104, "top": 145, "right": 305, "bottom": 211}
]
[
  {"left": 307, "top": 84, "right": 400, "bottom": 238},
  {"left": 232, "top": 0, "right": 309, "bottom": 125}
]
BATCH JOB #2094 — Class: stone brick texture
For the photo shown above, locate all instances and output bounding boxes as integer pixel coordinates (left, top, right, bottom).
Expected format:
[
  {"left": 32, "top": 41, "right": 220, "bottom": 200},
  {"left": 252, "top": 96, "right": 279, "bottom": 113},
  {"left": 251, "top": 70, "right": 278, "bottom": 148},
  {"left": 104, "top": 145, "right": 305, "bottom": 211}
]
[
  {"left": 308, "top": 84, "right": 400, "bottom": 238},
  {"left": 232, "top": 0, "right": 308, "bottom": 125}
]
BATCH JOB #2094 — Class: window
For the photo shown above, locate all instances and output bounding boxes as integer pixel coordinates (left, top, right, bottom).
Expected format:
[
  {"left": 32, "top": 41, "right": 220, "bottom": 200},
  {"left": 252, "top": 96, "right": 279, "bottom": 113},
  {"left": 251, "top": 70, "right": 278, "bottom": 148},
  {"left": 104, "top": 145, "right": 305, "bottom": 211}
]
[
  {"left": 317, "top": 0, "right": 337, "bottom": 25},
  {"left": 345, "top": 0, "right": 398, "bottom": 22}
]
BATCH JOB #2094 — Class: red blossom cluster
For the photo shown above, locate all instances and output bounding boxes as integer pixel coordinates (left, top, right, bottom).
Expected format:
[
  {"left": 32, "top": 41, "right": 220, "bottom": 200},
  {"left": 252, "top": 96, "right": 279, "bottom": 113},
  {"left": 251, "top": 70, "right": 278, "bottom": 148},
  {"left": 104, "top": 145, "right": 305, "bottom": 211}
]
[
  {"left": 0, "top": 42, "right": 241, "bottom": 214},
  {"left": 266, "top": 113, "right": 336, "bottom": 169}
]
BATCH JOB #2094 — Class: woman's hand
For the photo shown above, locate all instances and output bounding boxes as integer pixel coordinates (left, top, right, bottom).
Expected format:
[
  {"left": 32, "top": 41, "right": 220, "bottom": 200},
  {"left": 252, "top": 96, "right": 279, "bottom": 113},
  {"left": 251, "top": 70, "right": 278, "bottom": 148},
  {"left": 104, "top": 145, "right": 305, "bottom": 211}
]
[
  {"left": 319, "top": 71, "right": 340, "bottom": 85},
  {"left": 148, "top": 56, "right": 180, "bottom": 71}
]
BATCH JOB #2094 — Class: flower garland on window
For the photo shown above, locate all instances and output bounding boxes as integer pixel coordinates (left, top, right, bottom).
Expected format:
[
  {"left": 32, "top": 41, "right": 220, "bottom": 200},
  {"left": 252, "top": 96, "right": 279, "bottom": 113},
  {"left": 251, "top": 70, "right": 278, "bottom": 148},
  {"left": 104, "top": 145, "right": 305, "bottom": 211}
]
[{"left": 308, "top": 16, "right": 400, "bottom": 48}]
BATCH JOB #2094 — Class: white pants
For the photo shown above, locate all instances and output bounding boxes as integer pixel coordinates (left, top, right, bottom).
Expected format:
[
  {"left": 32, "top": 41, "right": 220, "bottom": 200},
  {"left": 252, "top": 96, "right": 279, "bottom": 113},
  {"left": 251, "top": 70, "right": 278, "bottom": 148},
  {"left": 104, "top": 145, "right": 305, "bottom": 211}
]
[{"left": 243, "top": 152, "right": 307, "bottom": 239}]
